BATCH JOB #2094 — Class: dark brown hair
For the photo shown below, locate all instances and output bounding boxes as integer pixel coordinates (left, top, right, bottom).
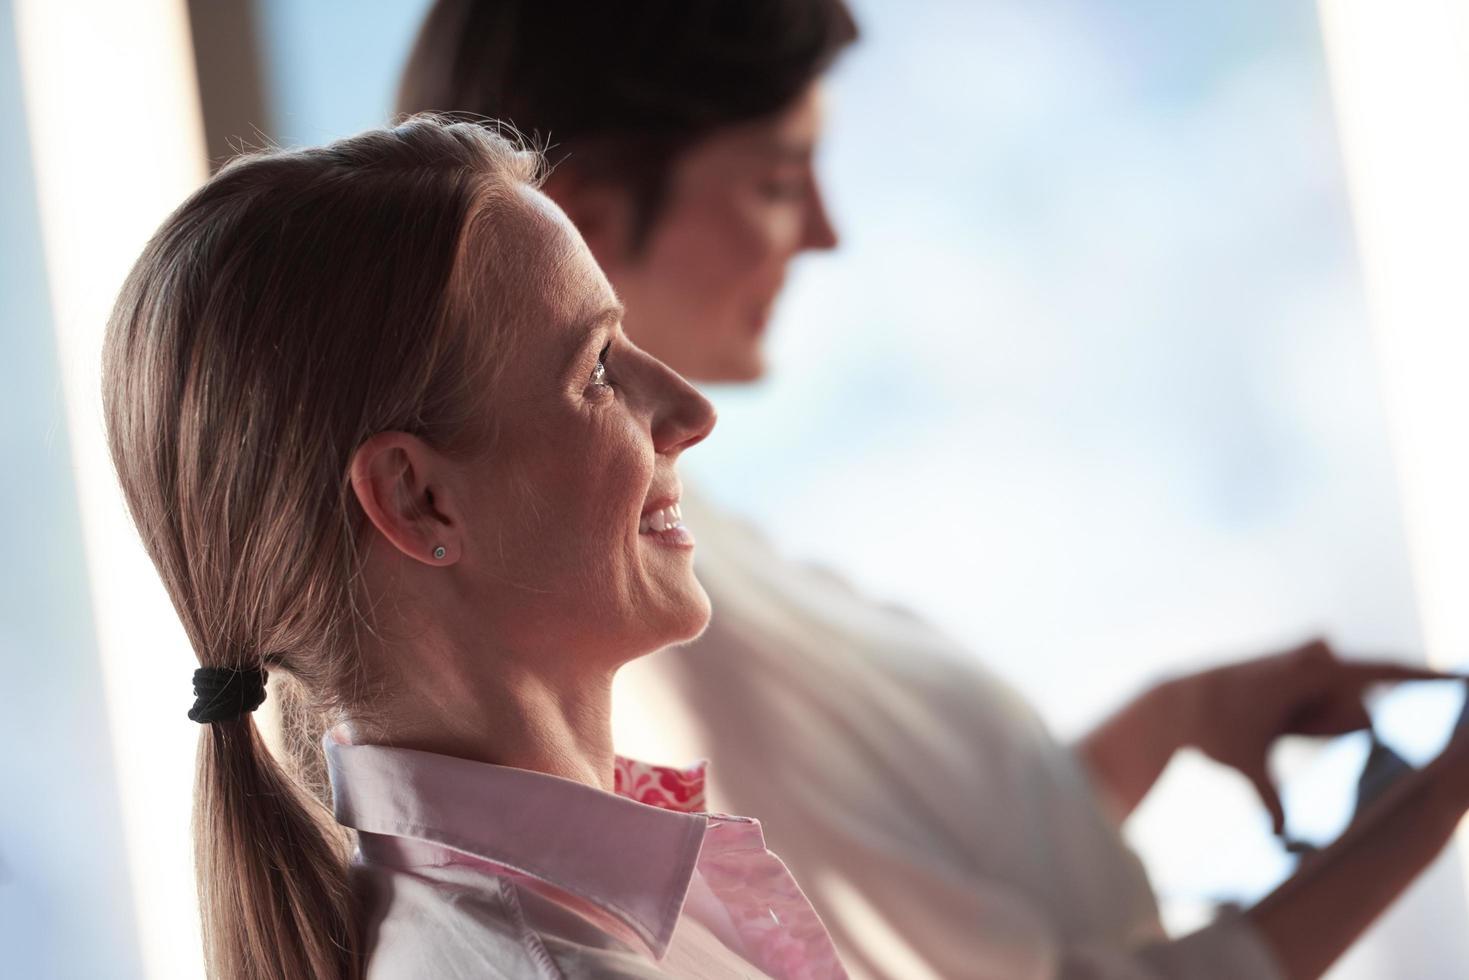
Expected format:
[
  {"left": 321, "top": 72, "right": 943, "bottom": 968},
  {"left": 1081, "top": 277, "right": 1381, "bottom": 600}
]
[
  {"left": 397, "top": 0, "right": 857, "bottom": 245},
  {"left": 102, "top": 117, "right": 541, "bottom": 980}
]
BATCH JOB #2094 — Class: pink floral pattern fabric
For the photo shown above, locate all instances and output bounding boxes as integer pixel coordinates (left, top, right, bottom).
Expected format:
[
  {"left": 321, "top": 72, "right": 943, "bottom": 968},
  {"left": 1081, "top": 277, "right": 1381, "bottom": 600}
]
[
  {"left": 612, "top": 755, "right": 846, "bottom": 980},
  {"left": 614, "top": 755, "right": 709, "bottom": 812}
]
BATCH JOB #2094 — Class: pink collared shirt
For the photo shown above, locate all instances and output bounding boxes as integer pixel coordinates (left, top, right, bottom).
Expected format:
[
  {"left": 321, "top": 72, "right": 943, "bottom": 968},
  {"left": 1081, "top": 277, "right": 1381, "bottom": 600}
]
[{"left": 325, "top": 735, "right": 848, "bottom": 979}]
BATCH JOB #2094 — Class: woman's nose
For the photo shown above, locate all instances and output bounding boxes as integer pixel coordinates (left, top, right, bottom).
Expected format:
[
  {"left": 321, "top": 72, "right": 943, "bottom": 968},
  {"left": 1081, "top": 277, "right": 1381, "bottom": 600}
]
[
  {"left": 802, "top": 181, "right": 839, "bottom": 252},
  {"left": 649, "top": 361, "right": 717, "bottom": 456}
]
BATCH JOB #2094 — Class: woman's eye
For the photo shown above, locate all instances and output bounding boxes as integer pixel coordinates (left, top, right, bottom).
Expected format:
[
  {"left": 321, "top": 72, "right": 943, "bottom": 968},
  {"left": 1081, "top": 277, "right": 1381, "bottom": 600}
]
[
  {"left": 590, "top": 342, "right": 612, "bottom": 389},
  {"left": 758, "top": 179, "right": 807, "bottom": 202}
]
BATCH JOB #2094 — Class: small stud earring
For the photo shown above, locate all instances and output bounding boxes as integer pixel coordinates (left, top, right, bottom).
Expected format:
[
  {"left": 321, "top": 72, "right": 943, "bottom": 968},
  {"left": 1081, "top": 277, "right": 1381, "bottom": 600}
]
[{"left": 433, "top": 546, "right": 447, "bottom": 560}]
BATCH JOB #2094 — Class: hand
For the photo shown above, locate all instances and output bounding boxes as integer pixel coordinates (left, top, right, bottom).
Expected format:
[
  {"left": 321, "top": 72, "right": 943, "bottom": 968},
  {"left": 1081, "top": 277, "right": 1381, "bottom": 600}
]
[{"left": 1175, "top": 638, "right": 1454, "bottom": 834}]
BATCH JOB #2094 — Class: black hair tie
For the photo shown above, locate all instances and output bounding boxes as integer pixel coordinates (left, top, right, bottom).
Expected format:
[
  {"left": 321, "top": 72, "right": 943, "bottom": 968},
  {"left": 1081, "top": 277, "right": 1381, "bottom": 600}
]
[{"left": 188, "top": 666, "right": 268, "bottom": 723}]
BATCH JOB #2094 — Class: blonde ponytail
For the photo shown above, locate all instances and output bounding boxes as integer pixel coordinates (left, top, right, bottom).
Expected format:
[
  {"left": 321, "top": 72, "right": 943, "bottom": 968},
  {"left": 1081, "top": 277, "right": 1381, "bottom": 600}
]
[{"left": 196, "top": 717, "right": 358, "bottom": 979}]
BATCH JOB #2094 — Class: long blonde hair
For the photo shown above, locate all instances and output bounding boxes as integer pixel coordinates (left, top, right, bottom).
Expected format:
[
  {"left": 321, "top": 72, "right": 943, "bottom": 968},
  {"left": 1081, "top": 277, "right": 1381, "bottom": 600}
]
[{"left": 103, "top": 117, "right": 541, "bottom": 980}]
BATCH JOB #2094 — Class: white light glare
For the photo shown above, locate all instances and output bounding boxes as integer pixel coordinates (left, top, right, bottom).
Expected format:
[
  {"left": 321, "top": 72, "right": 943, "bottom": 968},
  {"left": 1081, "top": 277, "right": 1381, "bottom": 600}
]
[{"left": 13, "top": 1, "right": 208, "bottom": 977}]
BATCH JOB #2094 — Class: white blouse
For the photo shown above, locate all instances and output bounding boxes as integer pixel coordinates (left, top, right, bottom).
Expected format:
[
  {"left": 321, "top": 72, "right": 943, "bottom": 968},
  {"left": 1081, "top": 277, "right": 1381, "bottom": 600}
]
[{"left": 614, "top": 489, "right": 1284, "bottom": 980}]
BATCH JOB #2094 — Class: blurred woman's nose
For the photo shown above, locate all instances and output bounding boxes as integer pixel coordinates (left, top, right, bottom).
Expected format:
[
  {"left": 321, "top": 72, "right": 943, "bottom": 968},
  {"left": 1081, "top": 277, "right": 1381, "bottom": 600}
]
[
  {"left": 802, "top": 181, "right": 839, "bottom": 252},
  {"left": 650, "top": 362, "right": 717, "bottom": 456}
]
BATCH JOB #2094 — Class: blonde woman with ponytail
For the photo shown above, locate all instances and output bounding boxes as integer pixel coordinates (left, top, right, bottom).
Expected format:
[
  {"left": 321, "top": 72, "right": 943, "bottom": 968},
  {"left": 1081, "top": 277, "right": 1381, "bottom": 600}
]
[{"left": 104, "top": 117, "right": 847, "bottom": 980}]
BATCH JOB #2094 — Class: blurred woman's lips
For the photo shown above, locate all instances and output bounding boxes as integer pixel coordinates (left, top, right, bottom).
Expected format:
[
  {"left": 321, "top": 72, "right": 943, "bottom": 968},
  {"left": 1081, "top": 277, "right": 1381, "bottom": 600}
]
[{"left": 639, "top": 500, "right": 694, "bottom": 548}]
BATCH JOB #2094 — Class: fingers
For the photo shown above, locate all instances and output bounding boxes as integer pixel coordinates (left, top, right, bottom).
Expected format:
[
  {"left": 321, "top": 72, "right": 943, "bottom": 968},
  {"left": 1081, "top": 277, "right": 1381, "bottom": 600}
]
[
  {"left": 1288, "top": 636, "right": 1459, "bottom": 687},
  {"left": 1340, "top": 661, "right": 1466, "bottom": 685},
  {"left": 1242, "top": 759, "right": 1286, "bottom": 837},
  {"left": 1282, "top": 659, "right": 1452, "bottom": 735},
  {"left": 1289, "top": 696, "right": 1373, "bottom": 736}
]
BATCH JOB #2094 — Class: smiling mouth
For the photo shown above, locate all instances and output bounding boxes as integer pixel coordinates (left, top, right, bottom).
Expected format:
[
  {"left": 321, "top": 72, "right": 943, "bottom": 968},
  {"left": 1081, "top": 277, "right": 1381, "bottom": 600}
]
[{"left": 639, "top": 500, "right": 694, "bottom": 548}]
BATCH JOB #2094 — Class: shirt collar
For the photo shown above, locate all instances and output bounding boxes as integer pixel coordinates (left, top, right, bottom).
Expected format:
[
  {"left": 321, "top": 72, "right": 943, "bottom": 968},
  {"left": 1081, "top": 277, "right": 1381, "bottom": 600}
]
[{"left": 324, "top": 736, "right": 711, "bottom": 958}]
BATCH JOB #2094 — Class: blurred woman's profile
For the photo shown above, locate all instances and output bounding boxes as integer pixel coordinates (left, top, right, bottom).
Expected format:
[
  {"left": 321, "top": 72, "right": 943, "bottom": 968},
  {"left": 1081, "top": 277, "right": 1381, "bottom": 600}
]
[
  {"left": 398, "top": 3, "right": 1469, "bottom": 978},
  {"left": 103, "top": 115, "right": 846, "bottom": 979}
]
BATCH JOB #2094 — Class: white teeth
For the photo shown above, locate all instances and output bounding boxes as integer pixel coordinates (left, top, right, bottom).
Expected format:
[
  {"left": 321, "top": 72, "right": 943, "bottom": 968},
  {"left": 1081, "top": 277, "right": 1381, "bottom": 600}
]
[{"left": 640, "top": 504, "right": 683, "bottom": 534}]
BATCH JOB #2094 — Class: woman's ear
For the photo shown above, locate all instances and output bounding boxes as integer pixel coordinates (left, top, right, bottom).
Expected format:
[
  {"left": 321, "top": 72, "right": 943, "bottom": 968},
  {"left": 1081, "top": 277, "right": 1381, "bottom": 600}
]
[
  {"left": 543, "top": 169, "right": 638, "bottom": 268},
  {"left": 349, "top": 432, "right": 460, "bottom": 565}
]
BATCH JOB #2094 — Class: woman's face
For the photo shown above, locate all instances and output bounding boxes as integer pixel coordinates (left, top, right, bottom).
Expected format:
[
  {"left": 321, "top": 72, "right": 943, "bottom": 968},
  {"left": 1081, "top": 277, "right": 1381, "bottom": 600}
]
[
  {"left": 449, "top": 187, "right": 717, "bottom": 667},
  {"left": 594, "top": 83, "right": 839, "bottom": 383}
]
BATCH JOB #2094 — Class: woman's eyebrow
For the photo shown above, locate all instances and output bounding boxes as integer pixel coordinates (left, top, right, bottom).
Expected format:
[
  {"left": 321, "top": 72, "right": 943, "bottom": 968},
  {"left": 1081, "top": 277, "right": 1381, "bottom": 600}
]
[
  {"left": 759, "top": 137, "right": 816, "bottom": 164},
  {"left": 581, "top": 301, "right": 626, "bottom": 333}
]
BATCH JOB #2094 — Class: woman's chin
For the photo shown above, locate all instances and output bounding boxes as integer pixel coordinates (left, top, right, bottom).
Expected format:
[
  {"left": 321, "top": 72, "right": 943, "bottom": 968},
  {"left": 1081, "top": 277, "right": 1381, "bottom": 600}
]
[{"left": 650, "top": 579, "right": 713, "bottom": 650}]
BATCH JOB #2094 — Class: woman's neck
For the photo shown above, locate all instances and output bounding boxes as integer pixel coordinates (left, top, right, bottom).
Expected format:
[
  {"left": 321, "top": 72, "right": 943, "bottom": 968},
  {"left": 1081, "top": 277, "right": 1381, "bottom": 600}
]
[{"left": 349, "top": 651, "right": 619, "bottom": 793}]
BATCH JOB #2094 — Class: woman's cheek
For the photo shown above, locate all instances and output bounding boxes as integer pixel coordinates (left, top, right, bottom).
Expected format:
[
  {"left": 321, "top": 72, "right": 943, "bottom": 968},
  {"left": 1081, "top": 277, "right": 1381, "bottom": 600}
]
[
  {"left": 586, "top": 415, "right": 654, "bottom": 497},
  {"left": 731, "top": 198, "right": 796, "bottom": 267}
]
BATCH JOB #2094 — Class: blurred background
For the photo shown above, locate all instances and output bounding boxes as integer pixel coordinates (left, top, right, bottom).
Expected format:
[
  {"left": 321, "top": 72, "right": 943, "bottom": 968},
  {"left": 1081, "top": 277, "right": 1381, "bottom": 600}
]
[{"left": 3, "top": 0, "right": 1466, "bottom": 977}]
